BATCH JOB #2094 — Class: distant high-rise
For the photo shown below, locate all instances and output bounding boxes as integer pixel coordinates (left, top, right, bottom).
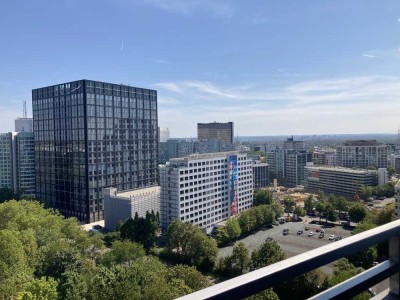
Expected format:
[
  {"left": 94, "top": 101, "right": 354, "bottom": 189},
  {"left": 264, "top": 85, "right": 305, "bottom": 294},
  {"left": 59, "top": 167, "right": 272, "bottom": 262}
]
[
  {"left": 336, "top": 140, "right": 388, "bottom": 169},
  {"left": 283, "top": 136, "right": 306, "bottom": 151},
  {"left": 32, "top": 80, "right": 158, "bottom": 223},
  {"left": 159, "top": 127, "right": 170, "bottom": 143},
  {"left": 197, "top": 121, "right": 234, "bottom": 144},
  {"left": 0, "top": 118, "right": 35, "bottom": 196}
]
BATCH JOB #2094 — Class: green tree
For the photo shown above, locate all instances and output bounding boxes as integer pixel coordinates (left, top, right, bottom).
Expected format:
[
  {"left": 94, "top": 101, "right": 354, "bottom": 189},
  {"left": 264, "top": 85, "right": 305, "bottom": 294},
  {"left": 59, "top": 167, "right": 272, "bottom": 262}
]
[
  {"left": 293, "top": 206, "right": 306, "bottom": 217},
  {"left": 0, "top": 229, "right": 32, "bottom": 299},
  {"left": 250, "top": 240, "right": 285, "bottom": 270},
  {"left": 322, "top": 259, "right": 370, "bottom": 300},
  {"left": 101, "top": 240, "right": 146, "bottom": 267},
  {"left": 304, "top": 195, "right": 315, "bottom": 213},
  {"left": 283, "top": 197, "right": 296, "bottom": 213},
  {"left": 324, "top": 203, "right": 338, "bottom": 223},
  {"left": 274, "top": 269, "right": 325, "bottom": 300},
  {"left": 224, "top": 242, "right": 251, "bottom": 277},
  {"left": 388, "top": 166, "right": 396, "bottom": 177},
  {"left": 245, "top": 288, "right": 279, "bottom": 300},
  {"left": 348, "top": 203, "right": 368, "bottom": 224},
  {"left": 360, "top": 186, "right": 373, "bottom": 200},
  {"left": 254, "top": 189, "right": 274, "bottom": 206},
  {"left": 119, "top": 211, "right": 160, "bottom": 251},
  {"left": 18, "top": 277, "right": 58, "bottom": 300},
  {"left": 167, "top": 265, "right": 209, "bottom": 291},
  {"left": 166, "top": 220, "right": 218, "bottom": 272},
  {"left": 315, "top": 201, "right": 326, "bottom": 221},
  {"left": 225, "top": 217, "right": 242, "bottom": 241},
  {"left": 58, "top": 269, "right": 88, "bottom": 300}
]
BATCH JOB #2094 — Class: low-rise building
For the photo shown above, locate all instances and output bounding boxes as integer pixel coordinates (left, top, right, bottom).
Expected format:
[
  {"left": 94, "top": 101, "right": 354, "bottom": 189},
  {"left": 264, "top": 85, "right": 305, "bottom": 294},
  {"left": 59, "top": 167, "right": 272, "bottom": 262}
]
[
  {"left": 160, "top": 152, "right": 253, "bottom": 234},
  {"left": 103, "top": 186, "right": 160, "bottom": 230},
  {"left": 305, "top": 166, "right": 378, "bottom": 198}
]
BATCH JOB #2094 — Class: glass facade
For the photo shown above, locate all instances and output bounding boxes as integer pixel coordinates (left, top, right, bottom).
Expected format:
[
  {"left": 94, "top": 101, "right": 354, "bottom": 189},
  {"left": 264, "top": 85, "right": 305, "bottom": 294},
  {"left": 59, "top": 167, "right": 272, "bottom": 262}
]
[{"left": 32, "top": 80, "right": 158, "bottom": 223}]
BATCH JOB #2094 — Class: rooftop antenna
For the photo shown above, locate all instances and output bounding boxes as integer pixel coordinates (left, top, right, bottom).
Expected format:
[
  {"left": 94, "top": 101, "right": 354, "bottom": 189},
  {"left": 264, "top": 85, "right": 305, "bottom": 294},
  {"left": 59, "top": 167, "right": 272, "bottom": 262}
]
[{"left": 23, "top": 100, "right": 27, "bottom": 118}]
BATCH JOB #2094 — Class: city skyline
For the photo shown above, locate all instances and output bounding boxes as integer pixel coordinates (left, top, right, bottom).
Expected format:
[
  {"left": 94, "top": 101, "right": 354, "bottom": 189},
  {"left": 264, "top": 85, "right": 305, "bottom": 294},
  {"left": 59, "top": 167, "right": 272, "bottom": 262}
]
[{"left": 1, "top": 1, "right": 400, "bottom": 136}]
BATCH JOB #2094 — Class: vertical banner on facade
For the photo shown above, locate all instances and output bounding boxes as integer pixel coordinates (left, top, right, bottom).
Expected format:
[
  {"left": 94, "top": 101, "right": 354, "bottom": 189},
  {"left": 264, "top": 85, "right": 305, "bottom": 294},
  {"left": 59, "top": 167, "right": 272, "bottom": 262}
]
[{"left": 228, "top": 155, "right": 238, "bottom": 216}]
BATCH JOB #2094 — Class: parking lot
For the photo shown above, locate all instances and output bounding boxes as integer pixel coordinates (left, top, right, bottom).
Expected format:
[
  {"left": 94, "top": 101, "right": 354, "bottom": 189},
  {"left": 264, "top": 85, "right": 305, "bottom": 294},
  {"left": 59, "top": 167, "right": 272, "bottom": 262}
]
[{"left": 218, "top": 219, "right": 353, "bottom": 275}]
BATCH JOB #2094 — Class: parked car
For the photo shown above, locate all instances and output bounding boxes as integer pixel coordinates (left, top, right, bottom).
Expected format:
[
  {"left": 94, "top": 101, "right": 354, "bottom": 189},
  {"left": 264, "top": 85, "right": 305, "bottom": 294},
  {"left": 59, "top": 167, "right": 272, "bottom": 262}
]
[
  {"left": 329, "top": 235, "right": 336, "bottom": 240},
  {"left": 318, "top": 233, "right": 324, "bottom": 238},
  {"left": 266, "top": 223, "right": 274, "bottom": 229},
  {"left": 305, "top": 226, "right": 310, "bottom": 231},
  {"left": 367, "top": 203, "right": 374, "bottom": 207},
  {"left": 283, "top": 229, "right": 289, "bottom": 235},
  {"left": 272, "top": 221, "right": 279, "bottom": 226},
  {"left": 334, "top": 236, "right": 342, "bottom": 241},
  {"left": 308, "top": 232, "right": 314, "bottom": 237},
  {"left": 316, "top": 228, "right": 320, "bottom": 232},
  {"left": 297, "top": 230, "right": 303, "bottom": 235},
  {"left": 377, "top": 196, "right": 386, "bottom": 200}
]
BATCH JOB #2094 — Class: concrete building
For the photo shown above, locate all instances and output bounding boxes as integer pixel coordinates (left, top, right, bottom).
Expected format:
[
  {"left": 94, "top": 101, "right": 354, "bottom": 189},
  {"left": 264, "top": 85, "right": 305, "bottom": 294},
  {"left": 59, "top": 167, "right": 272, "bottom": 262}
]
[
  {"left": 390, "top": 154, "right": 400, "bottom": 174},
  {"left": 103, "top": 186, "right": 160, "bottom": 230},
  {"left": 305, "top": 166, "right": 378, "bottom": 198},
  {"left": 15, "top": 118, "right": 33, "bottom": 132},
  {"left": 160, "top": 152, "right": 253, "bottom": 233},
  {"left": 377, "top": 168, "right": 388, "bottom": 186},
  {"left": 285, "top": 150, "right": 307, "bottom": 187},
  {"left": 336, "top": 140, "right": 388, "bottom": 169},
  {"left": 284, "top": 137, "right": 306, "bottom": 151},
  {"left": 158, "top": 139, "right": 235, "bottom": 164},
  {"left": 0, "top": 118, "right": 35, "bottom": 197},
  {"left": 33, "top": 80, "right": 158, "bottom": 223},
  {"left": 159, "top": 127, "right": 170, "bottom": 143},
  {"left": 197, "top": 122, "right": 234, "bottom": 144},
  {"left": 0, "top": 133, "right": 14, "bottom": 189},
  {"left": 313, "top": 150, "right": 336, "bottom": 166}
]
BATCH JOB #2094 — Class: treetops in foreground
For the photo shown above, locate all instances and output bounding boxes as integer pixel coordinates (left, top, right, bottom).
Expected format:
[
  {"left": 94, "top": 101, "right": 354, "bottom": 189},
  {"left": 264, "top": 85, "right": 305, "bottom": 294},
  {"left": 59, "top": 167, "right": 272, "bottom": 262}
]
[{"left": 0, "top": 200, "right": 209, "bottom": 300}]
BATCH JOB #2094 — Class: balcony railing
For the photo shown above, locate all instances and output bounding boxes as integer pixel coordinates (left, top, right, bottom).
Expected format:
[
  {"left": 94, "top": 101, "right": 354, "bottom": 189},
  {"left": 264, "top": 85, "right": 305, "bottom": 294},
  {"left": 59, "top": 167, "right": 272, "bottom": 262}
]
[{"left": 178, "top": 219, "right": 400, "bottom": 300}]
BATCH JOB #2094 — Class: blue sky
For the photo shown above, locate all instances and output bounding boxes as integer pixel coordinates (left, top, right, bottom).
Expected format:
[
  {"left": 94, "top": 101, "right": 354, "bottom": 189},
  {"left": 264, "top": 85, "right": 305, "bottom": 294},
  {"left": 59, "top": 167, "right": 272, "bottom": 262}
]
[{"left": 1, "top": 0, "right": 400, "bottom": 137}]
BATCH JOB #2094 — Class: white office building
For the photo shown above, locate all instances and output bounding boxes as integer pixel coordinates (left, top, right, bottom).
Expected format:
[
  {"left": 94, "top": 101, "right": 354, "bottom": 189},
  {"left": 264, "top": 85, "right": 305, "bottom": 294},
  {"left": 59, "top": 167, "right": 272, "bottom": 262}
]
[
  {"left": 0, "top": 118, "right": 35, "bottom": 196},
  {"left": 159, "top": 127, "right": 170, "bottom": 143},
  {"left": 103, "top": 186, "right": 160, "bottom": 230},
  {"left": 160, "top": 152, "right": 253, "bottom": 234}
]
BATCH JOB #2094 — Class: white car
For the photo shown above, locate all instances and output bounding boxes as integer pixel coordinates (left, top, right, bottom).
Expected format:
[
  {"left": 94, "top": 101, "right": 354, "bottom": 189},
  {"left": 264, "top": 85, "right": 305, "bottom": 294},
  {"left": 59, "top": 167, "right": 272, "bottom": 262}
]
[
  {"left": 329, "top": 235, "right": 336, "bottom": 240},
  {"left": 308, "top": 232, "right": 314, "bottom": 237}
]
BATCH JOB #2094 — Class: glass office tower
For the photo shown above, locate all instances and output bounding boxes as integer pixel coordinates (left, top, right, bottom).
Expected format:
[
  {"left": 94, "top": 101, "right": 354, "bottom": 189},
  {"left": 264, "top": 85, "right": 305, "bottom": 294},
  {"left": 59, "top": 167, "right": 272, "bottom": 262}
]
[{"left": 32, "top": 80, "right": 158, "bottom": 223}]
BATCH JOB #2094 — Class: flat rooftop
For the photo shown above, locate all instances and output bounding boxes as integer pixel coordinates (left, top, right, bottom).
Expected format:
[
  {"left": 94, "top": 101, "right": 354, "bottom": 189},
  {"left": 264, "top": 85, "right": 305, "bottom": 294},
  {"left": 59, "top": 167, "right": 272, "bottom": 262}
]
[
  {"left": 116, "top": 186, "right": 160, "bottom": 198},
  {"left": 305, "top": 166, "right": 378, "bottom": 174}
]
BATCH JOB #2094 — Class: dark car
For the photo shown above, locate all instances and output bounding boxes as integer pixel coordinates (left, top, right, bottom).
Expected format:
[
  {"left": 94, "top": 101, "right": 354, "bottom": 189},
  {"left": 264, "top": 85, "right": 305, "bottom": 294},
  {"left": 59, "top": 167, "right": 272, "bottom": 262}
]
[
  {"left": 377, "top": 196, "right": 386, "bottom": 200},
  {"left": 318, "top": 233, "right": 324, "bottom": 239},
  {"left": 265, "top": 224, "right": 274, "bottom": 229},
  {"left": 334, "top": 236, "right": 342, "bottom": 241},
  {"left": 283, "top": 229, "right": 289, "bottom": 235},
  {"left": 297, "top": 230, "right": 303, "bottom": 235},
  {"left": 305, "top": 226, "right": 310, "bottom": 231}
]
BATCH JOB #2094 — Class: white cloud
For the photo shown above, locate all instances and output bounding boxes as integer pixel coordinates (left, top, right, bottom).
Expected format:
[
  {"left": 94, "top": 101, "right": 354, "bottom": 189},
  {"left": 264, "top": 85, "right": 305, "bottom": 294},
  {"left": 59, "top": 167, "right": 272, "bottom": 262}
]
[
  {"left": 156, "top": 76, "right": 400, "bottom": 137},
  {"left": 138, "top": 0, "right": 234, "bottom": 18},
  {"left": 362, "top": 53, "right": 377, "bottom": 58},
  {"left": 149, "top": 58, "right": 171, "bottom": 64}
]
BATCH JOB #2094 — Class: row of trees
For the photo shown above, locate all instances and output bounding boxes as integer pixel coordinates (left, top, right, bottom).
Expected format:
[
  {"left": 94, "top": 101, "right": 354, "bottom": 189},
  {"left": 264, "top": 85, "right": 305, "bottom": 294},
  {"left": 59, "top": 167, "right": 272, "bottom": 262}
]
[
  {"left": 360, "top": 182, "right": 395, "bottom": 200},
  {"left": 304, "top": 193, "right": 372, "bottom": 224},
  {"left": 0, "top": 201, "right": 210, "bottom": 299},
  {"left": 215, "top": 203, "right": 281, "bottom": 246}
]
